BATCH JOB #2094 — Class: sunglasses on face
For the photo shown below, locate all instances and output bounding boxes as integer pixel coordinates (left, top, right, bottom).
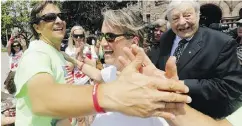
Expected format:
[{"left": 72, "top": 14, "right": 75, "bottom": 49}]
[
  {"left": 73, "top": 34, "right": 85, "bottom": 39},
  {"left": 37, "top": 13, "right": 67, "bottom": 23},
  {"left": 13, "top": 44, "right": 20, "bottom": 47},
  {"left": 97, "top": 32, "right": 134, "bottom": 43}
]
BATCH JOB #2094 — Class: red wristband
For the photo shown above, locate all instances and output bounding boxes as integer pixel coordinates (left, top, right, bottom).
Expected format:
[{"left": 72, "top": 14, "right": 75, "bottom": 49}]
[{"left": 92, "top": 83, "right": 105, "bottom": 113}]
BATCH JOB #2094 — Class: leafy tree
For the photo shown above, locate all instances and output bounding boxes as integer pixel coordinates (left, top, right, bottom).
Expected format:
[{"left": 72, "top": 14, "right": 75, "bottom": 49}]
[
  {"left": 1, "top": 0, "right": 52, "bottom": 47},
  {"left": 1, "top": 0, "right": 33, "bottom": 47},
  {"left": 62, "top": 1, "right": 138, "bottom": 34}
]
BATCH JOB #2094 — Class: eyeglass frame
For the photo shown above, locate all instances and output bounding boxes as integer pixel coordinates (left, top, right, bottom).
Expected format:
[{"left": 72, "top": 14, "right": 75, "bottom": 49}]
[
  {"left": 97, "top": 32, "right": 135, "bottom": 43},
  {"left": 31, "top": 12, "right": 67, "bottom": 24}
]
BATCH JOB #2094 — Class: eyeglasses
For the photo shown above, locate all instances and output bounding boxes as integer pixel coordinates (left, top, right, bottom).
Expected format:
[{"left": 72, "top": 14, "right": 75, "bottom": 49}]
[
  {"left": 73, "top": 34, "right": 85, "bottom": 39},
  {"left": 36, "top": 13, "right": 67, "bottom": 23},
  {"left": 13, "top": 45, "right": 20, "bottom": 47},
  {"left": 97, "top": 32, "right": 134, "bottom": 43}
]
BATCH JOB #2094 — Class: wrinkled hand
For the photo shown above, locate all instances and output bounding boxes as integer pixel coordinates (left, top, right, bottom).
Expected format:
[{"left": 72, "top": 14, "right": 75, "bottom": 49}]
[{"left": 99, "top": 46, "right": 191, "bottom": 120}]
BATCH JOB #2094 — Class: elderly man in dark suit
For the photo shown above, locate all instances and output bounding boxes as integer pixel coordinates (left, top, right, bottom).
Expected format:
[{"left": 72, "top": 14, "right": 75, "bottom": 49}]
[{"left": 156, "top": 0, "right": 242, "bottom": 119}]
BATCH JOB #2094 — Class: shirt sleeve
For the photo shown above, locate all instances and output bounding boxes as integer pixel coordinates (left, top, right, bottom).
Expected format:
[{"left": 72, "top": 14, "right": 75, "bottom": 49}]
[
  {"left": 226, "top": 106, "right": 242, "bottom": 126},
  {"left": 14, "top": 51, "right": 54, "bottom": 98}
]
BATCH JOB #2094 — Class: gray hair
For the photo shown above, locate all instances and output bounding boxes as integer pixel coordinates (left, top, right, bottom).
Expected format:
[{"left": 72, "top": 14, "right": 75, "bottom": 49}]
[
  {"left": 102, "top": 8, "right": 145, "bottom": 47},
  {"left": 166, "top": 0, "right": 200, "bottom": 21}
]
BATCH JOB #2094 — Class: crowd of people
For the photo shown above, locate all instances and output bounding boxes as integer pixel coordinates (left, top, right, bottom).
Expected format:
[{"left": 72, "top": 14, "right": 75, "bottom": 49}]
[{"left": 2, "top": 0, "right": 242, "bottom": 126}]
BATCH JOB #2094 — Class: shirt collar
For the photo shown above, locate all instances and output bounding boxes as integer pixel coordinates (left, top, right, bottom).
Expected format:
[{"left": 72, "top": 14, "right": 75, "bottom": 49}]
[{"left": 175, "top": 35, "right": 193, "bottom": 42}]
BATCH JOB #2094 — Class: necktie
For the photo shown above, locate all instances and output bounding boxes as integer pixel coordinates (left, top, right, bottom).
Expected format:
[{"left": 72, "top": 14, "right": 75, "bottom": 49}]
[{"left": 173, "top": 39, "right": 188, "bottom": 63}]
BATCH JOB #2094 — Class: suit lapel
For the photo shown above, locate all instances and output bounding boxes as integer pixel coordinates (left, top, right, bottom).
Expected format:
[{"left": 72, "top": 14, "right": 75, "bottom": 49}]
[{"left": 177, "top": 28, "right": 203, "bottom": 72}]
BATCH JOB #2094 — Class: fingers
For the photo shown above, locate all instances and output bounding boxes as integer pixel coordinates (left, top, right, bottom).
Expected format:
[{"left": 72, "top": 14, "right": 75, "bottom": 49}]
[
  {"left": 123, "top": 47, "right": 136, "bottom": 61},
  {"left": 153, "top": 102, "right": 184, "bottom": 109},
  {"left": 165, "top": 56, "right": 179, "bottom": 80},
  {"left": 152, "top": 78, "right": 189, "bottom": 93},
  {"left": 154, "top": 91, "right": 192, "bottom": 103},
  {"left": 118, "top": 56, "right": 129, "bottom": 67},
  {"left": 121, "top": 47, "right": 144, "bottom": 72},
  {"left": 152, "top": 111, "right": 176, "bottom": 120},
  {"left": 153, "top": 69, "right": 166, "bottom": 79}
]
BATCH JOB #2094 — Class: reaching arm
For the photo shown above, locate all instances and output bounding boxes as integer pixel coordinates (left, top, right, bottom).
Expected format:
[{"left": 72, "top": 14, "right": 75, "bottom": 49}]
[
  {"left": 61, "top": 51, "right": 103, "bottom": 82},
  {"left": 27, "top": 73, "right": 108, "bottom": 118},
  {"left": 7, "top": 36, "right": 14, "bottom": 56}
]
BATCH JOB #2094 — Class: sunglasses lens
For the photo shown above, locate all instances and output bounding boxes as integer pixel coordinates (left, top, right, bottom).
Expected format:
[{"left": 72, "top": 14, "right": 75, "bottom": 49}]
[
  {"left": 42, "top": 13, "right": 57, "bottom": 22},
  {"left": 57, "top": 13, "right": 67, "bottom": 21},
  {"left": 13, "top": 45, "right": 20, "bottom": 47},
  {"left": 105, "top": 33, "right": 115, "bottom": 42},
  {"left": 73, "top": 34, "right": 85, "bottom": 39}
]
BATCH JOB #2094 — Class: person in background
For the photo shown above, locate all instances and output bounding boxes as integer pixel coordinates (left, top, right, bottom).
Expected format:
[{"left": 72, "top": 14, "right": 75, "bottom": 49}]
[
  {"left": 156, "top": 0, "right": 242, "bottom": 118},
  {"left": 7, "top": 34, "right": 27, "bottom": 71},
  {"left": 148, "top": 19, "right": 168, "bottom": 64},
  {"left": 2, "top": 71, "right": 17, "bottom": 126},
  {"left": 123, "top": 44, "right": 242, "bottom": 126},
  {"left": 14, "top": 1, "right": 190, "bottom": 125}
]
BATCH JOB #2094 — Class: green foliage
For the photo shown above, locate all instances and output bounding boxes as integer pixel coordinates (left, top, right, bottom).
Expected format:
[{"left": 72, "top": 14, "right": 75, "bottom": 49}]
[
  {"left": 62, "top": 1, "right": 137, "bottom": 33},
  {"left": 1, "top": 0, "right": 35, "bottom": 46}
]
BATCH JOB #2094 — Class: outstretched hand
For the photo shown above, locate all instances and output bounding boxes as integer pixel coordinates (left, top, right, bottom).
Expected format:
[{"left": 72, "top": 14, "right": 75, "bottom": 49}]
[{"left": 101, "top": 44, "right": 191, "bottom": 120}]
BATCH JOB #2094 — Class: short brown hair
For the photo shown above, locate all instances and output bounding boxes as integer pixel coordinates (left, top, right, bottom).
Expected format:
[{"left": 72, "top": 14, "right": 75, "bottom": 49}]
[{"left": 29, "top": 1, "right": 58, "bottom": 39}]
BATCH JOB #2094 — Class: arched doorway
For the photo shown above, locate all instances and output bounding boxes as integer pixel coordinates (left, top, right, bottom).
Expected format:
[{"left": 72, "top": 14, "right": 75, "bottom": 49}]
[{"left": 200, "top": 4, "right": 222, "bottom": 27}]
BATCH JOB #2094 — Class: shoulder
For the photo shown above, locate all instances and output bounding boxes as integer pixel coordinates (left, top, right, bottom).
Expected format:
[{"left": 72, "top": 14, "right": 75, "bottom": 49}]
[{"left": 199, "top": 27, "right": 234, "bottom": 43}]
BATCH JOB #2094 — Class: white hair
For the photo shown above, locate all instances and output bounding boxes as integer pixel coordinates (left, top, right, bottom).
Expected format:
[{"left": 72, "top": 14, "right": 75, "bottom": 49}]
[{"left": 166, "top": 0, "right": 200, "bottom": 21}]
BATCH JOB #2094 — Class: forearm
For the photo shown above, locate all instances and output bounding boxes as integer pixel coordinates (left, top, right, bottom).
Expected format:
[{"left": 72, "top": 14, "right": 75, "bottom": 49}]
[
  {"left": 7, "top": 39, "right": 13, "bottom": 55},
  {"left": 29, "top": 84, "right": 96, "bottom": 118},
  {"left": 28, "top": 74, "right": 110, "bottom": 118},
  {"left": 80, "top": 62, "right": 103, "bottom": 82},
  {"left": 167, "top": 105, "right": 219, "bottom": 126}
]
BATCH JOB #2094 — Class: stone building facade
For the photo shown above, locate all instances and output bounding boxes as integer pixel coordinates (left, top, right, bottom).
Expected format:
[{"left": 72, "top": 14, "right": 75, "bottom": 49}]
[{"left": 129, "top": 0, "right": 242, "bottom": 27}]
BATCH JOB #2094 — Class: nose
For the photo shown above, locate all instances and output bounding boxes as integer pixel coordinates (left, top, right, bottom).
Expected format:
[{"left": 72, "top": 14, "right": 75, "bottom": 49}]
[
  {"left": 55, "top": 16, "right": 63, "bottom": 23},
  {"left": 100, "top": 36, "right": 108, "bottom": 47},
  {"left": 178, "top": 16, "right": 186, "bottom": 25}
]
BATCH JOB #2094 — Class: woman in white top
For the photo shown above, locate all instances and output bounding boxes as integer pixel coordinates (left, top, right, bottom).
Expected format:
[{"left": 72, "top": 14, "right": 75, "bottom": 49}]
[
  {"left": 65, "top": 25, "right": 97, "bottom": 60},
  {"left": 91, "top": 8, "right": 171, "bottom": 126},
  {"left": 7, "top": 35, "right": 27, "bottom": 71}
]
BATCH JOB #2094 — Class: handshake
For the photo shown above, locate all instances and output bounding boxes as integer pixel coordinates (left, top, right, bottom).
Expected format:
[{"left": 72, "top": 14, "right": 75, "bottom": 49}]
[{"left": 99, "top": 44, "right": 191, "bottom": 120}]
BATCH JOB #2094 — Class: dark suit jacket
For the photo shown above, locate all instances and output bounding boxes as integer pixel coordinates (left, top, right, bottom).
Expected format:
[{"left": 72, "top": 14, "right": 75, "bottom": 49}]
[{"left": 156, "top": 27, "right": 242, "bottom": 118}]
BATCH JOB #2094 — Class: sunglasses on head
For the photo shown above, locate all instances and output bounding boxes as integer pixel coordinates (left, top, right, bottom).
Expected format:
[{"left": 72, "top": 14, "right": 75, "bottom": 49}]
[
  {"left": 72, "top": 34, "right": 85, "bottom": 39},
  {"left": 36, "top": 13, "right": 67, "bottom": 23},
  {"left": 97, "top": 32, "right": 134, "bottom": 43}
]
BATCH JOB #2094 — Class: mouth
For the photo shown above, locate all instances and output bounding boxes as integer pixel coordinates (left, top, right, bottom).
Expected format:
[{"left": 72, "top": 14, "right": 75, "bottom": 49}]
[
  {"left": 104, "top": 50, "right": 114, "bottom": 56},
  {"left": 53, "top": 27, "right": 64, "bottom": 32},
  {"left": 178, "top": 26, "right": 191, "bottom": 32}
]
